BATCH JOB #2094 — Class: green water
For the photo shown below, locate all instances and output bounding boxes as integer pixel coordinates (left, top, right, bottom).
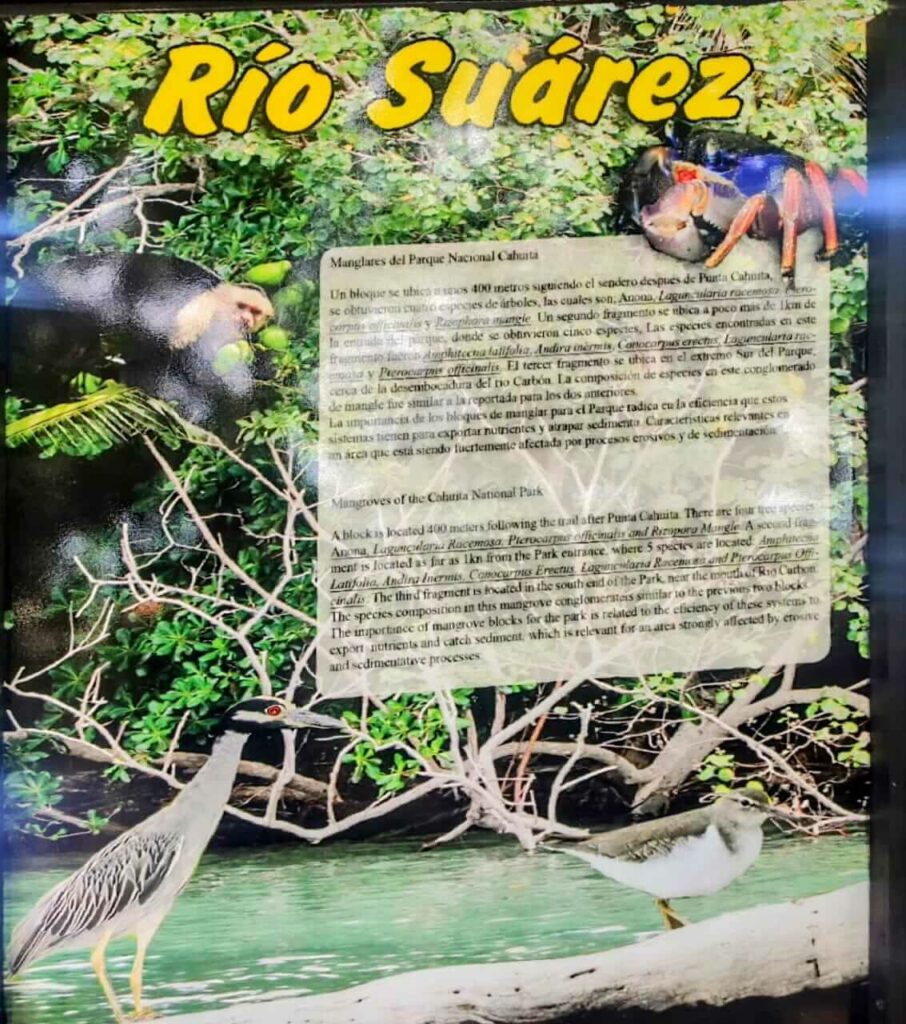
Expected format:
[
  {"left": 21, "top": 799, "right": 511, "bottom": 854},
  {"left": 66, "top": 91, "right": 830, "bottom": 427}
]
[{"left": 3, "top": 831, "right": 867, "bottom": 1023}]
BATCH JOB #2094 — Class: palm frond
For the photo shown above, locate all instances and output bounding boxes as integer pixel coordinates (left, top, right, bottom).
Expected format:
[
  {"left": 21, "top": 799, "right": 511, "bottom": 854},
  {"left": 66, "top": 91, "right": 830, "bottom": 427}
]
[{"left": 6, "top": 382, "right": 181, "bottom": 452}]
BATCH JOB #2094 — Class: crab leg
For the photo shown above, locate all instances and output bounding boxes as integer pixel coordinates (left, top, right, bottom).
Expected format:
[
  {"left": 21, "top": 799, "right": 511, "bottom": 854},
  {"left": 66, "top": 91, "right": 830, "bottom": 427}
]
[
  {"left": 703, "top": 193, "right": 766, "bottom": 269},
  {"left": 835, "top": 168, "right": 868, "bottom": 196},
  {"left": 805, "top": 162, "right": 838, "bottom": 260},
  {"left": 779, "top": 167, "right": 805, "bottom": 283}
]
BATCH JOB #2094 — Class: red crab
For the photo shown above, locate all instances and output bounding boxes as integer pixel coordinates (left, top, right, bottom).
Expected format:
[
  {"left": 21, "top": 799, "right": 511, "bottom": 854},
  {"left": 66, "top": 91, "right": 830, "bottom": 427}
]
[{"left": 623, "top": 126, "right": 867, "bottom": 285}]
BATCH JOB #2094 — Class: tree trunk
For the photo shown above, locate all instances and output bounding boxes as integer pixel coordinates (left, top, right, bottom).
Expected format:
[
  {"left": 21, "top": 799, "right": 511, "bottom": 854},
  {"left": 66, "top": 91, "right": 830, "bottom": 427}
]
[{"left": 165, "top": 883, "right": 867, "bottom": 1024}]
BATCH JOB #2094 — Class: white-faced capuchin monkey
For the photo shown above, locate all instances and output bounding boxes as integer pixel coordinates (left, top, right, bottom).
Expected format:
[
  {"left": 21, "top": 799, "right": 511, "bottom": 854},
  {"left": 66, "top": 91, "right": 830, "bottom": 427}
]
[
  {"left": 9, "top": 252, "right": 274, "bottom": 423},
  {"left": 4, "top": 253, "right": 277, "bottom": 668}
]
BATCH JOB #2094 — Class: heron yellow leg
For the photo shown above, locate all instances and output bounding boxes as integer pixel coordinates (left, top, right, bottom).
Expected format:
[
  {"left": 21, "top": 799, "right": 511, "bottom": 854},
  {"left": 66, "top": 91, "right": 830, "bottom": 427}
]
[
  {"left": 128, "top": 924, "right": 160, "bottom": 1020},
  {"left": 90, "top": 932, "right": 125, "bottom": 1024},
  {"left": 655, "top": 898, "right": 686, "bottom": 930}
]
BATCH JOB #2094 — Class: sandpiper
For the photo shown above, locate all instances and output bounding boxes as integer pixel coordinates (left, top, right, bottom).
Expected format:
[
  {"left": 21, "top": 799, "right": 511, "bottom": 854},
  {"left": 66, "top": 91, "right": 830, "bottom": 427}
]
[{"left": 551, "top": 788, "right": 785, "bottom": 929}]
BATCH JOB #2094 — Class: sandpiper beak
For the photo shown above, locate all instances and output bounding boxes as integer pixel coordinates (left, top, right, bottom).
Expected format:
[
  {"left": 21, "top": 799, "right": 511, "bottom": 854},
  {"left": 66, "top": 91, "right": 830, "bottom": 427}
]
[
  {"left": 766, "top": 803, "right": 798, "bottom": 824},
  {"left": 283, "top": 708, "right": 346, "bottom": 731}
]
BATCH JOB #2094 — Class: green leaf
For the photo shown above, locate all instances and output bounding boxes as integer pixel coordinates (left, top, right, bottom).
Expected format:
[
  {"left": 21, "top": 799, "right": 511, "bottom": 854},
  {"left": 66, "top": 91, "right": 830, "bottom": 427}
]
[{"left": 6, "top": 382, "right": 182, "bottom": 453}]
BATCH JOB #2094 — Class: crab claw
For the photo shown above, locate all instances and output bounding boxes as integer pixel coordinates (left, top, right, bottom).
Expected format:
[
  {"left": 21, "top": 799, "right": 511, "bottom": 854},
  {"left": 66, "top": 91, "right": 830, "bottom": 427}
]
[
  {"left": 640, "top": 182, "right": 712, "bottom": 262},
  {"left": 641, "top": 177, "right": 746, "bottom": 265},
  {"left": 624, "top": 146, "right": 677, "bottom": 227}
]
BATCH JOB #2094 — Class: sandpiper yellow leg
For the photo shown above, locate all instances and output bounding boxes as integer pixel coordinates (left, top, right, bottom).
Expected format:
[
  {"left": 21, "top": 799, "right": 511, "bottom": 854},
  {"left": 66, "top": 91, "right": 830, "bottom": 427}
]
[
  {"left": 656, "top": 898, "right": 687, "bottom": 930},
  {"left": 91, "top": 932, "right": 126, "bottom": 1023}
]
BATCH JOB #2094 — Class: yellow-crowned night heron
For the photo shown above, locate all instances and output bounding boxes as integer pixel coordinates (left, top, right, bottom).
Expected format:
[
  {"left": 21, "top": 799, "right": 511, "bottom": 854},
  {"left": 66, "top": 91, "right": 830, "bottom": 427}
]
[
  {"left": 7, "top": 697, "right": 342, "bottom": 1021},
  {"left": 551, "top": 788, "right": 788, "bottom": 929}
]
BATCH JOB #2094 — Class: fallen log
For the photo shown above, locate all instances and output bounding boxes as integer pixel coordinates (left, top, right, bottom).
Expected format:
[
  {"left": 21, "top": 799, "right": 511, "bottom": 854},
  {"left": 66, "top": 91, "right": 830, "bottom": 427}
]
[
  {"left": 169, "top": 752, "right": 332, "bottom": 804},
  {"left": 165, "top": 882, "right": 868, "bottom": 1024},
  {"left": 1, "top": 731, "right": 331, "bottom": 805}
]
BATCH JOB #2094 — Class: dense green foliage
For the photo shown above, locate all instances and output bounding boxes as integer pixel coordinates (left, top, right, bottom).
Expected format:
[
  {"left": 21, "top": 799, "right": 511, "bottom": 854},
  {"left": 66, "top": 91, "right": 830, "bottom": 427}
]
[{"left": 3, "top": 1, "right": 876, "bottom": 836}]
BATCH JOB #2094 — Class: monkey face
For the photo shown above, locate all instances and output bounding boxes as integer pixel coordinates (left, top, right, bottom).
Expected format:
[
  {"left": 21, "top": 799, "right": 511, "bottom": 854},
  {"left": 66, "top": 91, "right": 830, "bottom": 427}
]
[
  {"left": 232, "top": 286, "right": 274, "bottom": 334},
  {"left": 161, "top": 283, "right": 272, "bottom": 413},
  {"left": 171, "top": 283, "right": 274, "bottom": 351}
]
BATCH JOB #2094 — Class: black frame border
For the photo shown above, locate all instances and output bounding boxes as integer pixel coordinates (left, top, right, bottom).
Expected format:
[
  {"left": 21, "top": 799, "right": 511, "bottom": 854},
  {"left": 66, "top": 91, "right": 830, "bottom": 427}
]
[{"left": 868, "top": 5, "right": 906, "bottom": 1023}]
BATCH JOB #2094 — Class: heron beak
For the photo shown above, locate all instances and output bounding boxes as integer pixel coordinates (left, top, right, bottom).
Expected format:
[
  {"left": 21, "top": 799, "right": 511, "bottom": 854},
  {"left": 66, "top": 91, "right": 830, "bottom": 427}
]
[{"left": 283, "top": 708, "right": 346, "bottom": 731}]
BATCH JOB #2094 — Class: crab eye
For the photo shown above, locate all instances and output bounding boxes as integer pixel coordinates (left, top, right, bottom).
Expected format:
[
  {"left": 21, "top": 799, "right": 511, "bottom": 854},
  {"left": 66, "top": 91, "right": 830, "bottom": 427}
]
[{"left": 265, "top": 704, "right": 283, "bottom": 717}]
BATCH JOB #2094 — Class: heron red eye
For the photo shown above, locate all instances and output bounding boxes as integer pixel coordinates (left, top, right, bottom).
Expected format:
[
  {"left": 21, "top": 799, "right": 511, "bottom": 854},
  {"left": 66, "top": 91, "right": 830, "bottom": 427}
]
[{"left": 265, "top": 705, "right": 283, "bottom": 717}]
